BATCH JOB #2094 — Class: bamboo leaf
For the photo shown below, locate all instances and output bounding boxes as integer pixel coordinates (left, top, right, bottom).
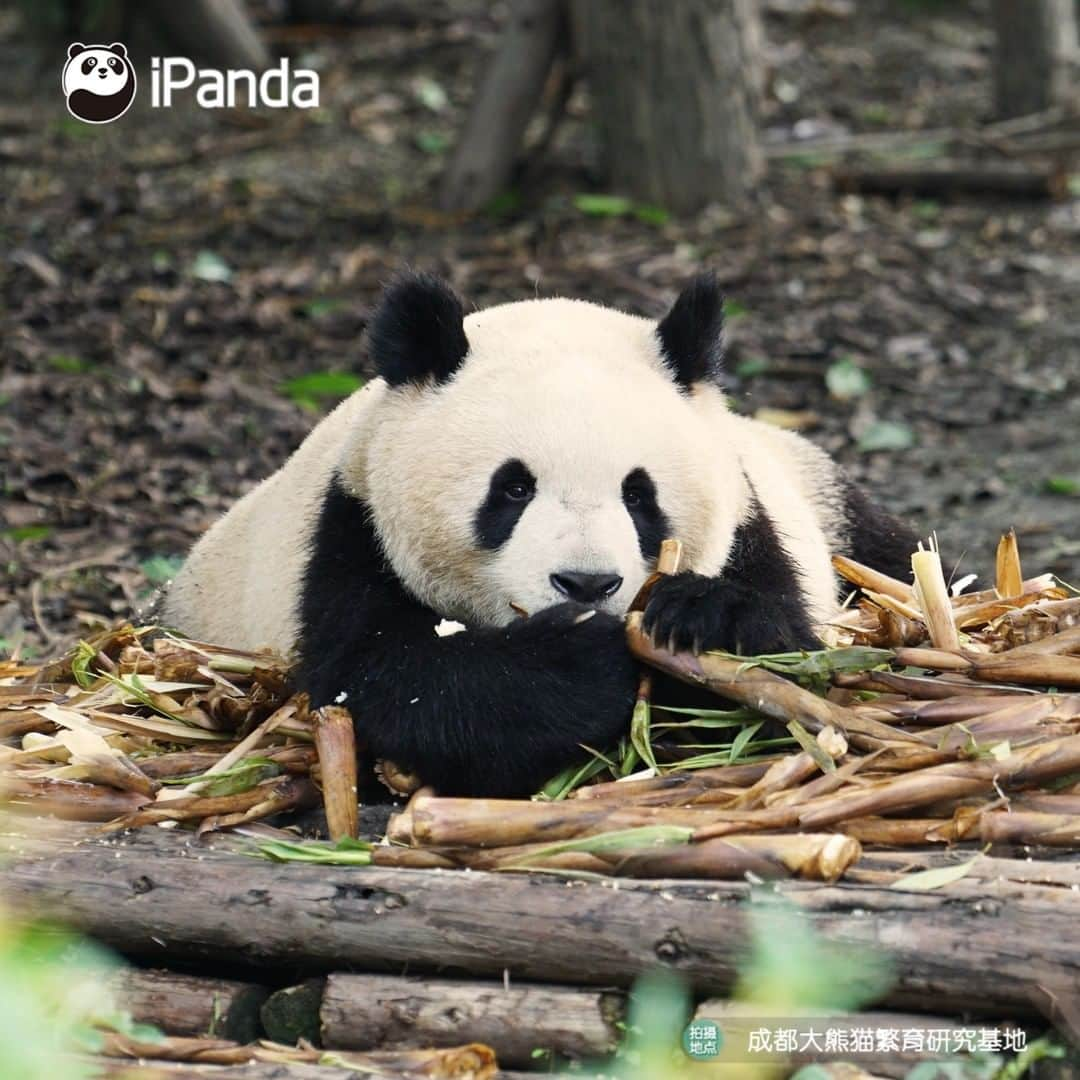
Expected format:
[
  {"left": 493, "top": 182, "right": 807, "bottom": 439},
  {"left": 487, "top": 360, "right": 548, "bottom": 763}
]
[
  {"left": 254, "top": 838, "right": 373, "bottom": 865},
  {"left": 728, "top": 721, "right": 764, "bottom": 763},
  {"left": 890, "top": 855, "right": 981, "bottom": 892},
  {"left": 630, "top": 697, "right": 658, "bottom": 774},
  {"left": 787, "top": 718, "right": 837, "bottom": 773},
  {"left": 505, "top": 825, "right": 694, "bottom": 866}
]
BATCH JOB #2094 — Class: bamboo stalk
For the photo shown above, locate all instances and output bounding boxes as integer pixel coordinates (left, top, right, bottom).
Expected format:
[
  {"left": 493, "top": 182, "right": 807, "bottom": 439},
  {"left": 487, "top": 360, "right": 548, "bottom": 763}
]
[
  {"left": 981, "top": 809, "right": 1080, "bottom": 847},
  {"left": 613, "top": 832, "right": 861, "bottom": 882},
  {"left": 627, "top": 538, "right": 684, "bottom": 612},
  {"left": 911, "top": 543, "right": 961, "bottom": 651},
  {"left": 797, "top": 732, "right": 1080, "bottom": 829},
  {"left": 840, "top": 815, "right": 972, "bottom": 845},
  {"left": 626, "top": 612, "right": 927, "bottom": 751},
  {"left": 312, "top": 706, "right": 359, "bottom": 841},
  {"left": 391, "top": 793, "right": 799, "bottom": 848}
]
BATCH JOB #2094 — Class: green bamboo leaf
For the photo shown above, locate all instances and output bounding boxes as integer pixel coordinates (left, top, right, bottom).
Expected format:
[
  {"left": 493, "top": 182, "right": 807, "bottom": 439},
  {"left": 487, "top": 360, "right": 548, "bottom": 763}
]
[{"left": 728, "top": 720, "right": 764, "bottom": 764}]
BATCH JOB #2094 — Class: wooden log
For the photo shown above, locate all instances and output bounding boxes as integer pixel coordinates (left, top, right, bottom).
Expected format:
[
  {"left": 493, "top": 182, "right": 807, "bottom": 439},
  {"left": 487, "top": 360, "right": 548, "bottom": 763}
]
[
  {"left": 320, "top": 974, "right": 622, "bottom": 1066},
  {"left": 440, "top": 0, "right": 565, "bottom": 212},
  {"left": 833, "top": 163, "right": 1067, "bottom": 200},
  {"left": 2, "top": 830, "right": 1078, "bottom": 1021},
  {"left": 110, "top": 968, "right": 268, "bottom": 1043},
  {"left": 87, "top": 1061, "right": 530, "bottom": 1080}
]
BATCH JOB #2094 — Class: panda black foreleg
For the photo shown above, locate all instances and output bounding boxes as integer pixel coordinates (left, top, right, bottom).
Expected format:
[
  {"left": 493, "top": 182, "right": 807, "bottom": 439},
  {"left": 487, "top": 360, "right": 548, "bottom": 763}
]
[
  {"left": 642, "top": 497, "right": 819, "bottom": 656},
  {"left": 302, "top": 602, "right": 637, "bottom": 799}
]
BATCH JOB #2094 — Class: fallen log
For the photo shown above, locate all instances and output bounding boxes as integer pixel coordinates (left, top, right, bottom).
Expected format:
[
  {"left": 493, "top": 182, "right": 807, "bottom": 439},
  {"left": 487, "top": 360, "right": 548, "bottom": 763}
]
[
  {"left": 111, "top": 968, "right": 268, "bottom": 1043},
  {"left": 3, "top": 830, "right": 1077, "bottom": 1022},
  {"left": 319, "top": 973, "right": 622, "bottom": 1066},
  {"left": 88, "top": 1062, "right": 530, "bottom": 1080},
  {"left": 832, "top": 162, "right": 1068, "bottom": 200}
]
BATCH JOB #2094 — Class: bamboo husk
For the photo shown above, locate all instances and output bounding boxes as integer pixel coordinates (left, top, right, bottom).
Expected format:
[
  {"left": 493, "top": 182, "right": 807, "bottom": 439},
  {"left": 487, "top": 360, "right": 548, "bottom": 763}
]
[
  {"left": 956, "top": 590, "right": 1068, "bottom": 631},
  {"left": 832, "top": 555, "right": 915, "bottom": 601},
  {"left": 996, "top": 529, "right": 1024, "bottom": 598},
  {"left": 312, "top": 705, "right": 359, "bottom": 841},
  {"left": 2, "top": 776, "right": 149, "bottom": 821},
  {"left": 571, "top": 760, "right": 774, "bottom": 800},
  {"left": 995, "top": 597, "right": 1080, "bottom": 647},
  {"left": 728, "top": 751, "right": 821, "bottom": 809},
  {"left": 991, "top": 624, "right": 1080, "bottom": 659},
  {"left": 97, "top": 1032, "right": 497, "bottom": 1077},
  {"left": 766, "top": 751, "right": 881, "bottom": 808},
  {"left": 105, "top": 776, "right": 318, "bottom": 832}
]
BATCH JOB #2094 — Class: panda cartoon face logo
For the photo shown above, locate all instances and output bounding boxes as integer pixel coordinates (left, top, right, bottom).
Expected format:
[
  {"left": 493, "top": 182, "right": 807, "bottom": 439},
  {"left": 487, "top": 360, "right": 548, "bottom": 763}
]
[{"left": 62, "top": 42, "right": 136, "bottom": 124}]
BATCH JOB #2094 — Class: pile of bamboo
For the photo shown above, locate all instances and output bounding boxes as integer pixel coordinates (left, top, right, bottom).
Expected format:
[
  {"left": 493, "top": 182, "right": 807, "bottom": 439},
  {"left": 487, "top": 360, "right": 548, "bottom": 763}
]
[{"left": 3, "top": 531, "right": 1080, "bottom": 885}]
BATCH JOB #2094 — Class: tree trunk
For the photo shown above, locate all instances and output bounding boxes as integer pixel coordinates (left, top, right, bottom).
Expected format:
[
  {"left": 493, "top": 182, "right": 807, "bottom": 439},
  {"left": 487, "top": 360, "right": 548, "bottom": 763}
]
[
  {"left": 570, "top": 0, "right": 765, "bottom": 213},
  {"left": 143, "top": 0, "right": 271, "bottom": 71},
  {"left": 990, "top": 0, "right": 1079, "bottom": 118},
  {"left": 440, "top": 0, "right": 566, "bottom": 212}
]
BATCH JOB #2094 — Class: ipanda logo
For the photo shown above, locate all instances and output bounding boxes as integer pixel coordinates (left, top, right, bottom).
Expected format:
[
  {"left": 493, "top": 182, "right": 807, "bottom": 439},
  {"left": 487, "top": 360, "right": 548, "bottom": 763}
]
[
  {"left": 63, "top": 42, "right": 319, "bottom": 124},
  {"left": 63, "top": 42, "right": 136, "bottom": 124}
]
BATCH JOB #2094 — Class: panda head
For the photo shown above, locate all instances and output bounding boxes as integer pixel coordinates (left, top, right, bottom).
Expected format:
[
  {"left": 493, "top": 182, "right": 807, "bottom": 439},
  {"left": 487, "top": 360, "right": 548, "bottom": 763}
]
[
  {"left": 348, "top": 273, "right": 743, "bottom": 626},
  {"left": 62, "top": 42, "right": 136, "bottom": 124}
]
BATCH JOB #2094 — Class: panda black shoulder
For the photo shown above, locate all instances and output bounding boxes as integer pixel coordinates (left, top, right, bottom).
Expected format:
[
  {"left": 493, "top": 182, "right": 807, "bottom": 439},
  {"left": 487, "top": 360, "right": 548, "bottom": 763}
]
[
  {"left": 297, "top": 475, "right": 436, "bottom": 707},
  {"left": 839, "top": 478, "right": 921, "bottom": 584}
]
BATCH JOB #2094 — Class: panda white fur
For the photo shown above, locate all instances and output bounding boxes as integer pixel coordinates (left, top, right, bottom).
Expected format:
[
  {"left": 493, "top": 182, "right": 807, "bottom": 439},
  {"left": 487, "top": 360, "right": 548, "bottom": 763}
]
[
  {"left": 62, "top": 42, "right": 136, "bottom": 125},
  {"left": 163, "top": 273, "right": 915, "bottom": 797}
]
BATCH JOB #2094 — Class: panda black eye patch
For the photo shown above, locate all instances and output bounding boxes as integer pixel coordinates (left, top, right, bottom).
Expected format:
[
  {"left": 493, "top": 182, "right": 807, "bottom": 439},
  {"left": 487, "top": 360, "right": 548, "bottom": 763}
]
[
  {"left": 474, "top": 458, "right": 536, "bottom": 550},
  {"left": 622, "top": 467, "right": 669, "bottom": 561}
]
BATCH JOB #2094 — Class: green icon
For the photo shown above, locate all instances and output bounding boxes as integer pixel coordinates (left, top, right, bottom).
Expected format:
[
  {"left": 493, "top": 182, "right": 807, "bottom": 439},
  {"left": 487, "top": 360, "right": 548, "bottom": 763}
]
[{"left": 682, "top": 1019, "right": 723, "bottom": 1060}]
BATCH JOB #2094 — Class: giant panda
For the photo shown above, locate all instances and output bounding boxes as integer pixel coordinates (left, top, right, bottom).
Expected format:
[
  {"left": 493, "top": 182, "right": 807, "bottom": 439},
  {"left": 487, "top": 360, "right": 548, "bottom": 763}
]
[{"left": 162, "top": 272, "right": 916, "bottom": 798}]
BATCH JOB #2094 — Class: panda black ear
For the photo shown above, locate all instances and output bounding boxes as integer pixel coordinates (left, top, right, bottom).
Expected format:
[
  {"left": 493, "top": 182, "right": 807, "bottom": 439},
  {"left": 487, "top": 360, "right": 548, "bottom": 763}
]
[
  {"left": 368, "top": 273, "right": 469, "bottom": 389},
  {"left": 656, "top": 272, "right": 726, "bottom": 389},
  {"left": 68, "top": 42, "right": 87, "bottom": 59},
  {"left": 108, "top": 42, "right": 127, "bottom": 58}
]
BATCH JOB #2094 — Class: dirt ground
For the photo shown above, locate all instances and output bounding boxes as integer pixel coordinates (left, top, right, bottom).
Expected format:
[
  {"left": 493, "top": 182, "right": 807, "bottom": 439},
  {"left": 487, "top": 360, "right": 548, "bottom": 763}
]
[{"left": 1, "top": 0, "right": 1078, "bottom": 659}]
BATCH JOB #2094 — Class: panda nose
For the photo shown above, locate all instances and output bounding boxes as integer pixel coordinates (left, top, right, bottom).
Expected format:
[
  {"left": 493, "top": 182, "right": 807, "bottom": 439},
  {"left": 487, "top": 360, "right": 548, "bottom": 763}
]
[{"left": 550, "top": 571, "right": 623, "bottom": 603}]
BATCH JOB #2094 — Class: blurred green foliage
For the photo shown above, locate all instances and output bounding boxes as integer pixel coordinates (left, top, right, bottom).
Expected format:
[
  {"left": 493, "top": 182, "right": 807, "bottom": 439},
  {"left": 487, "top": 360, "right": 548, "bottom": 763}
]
[{"left": 0, "top": 914, "right": 160, "bottom": 1079}]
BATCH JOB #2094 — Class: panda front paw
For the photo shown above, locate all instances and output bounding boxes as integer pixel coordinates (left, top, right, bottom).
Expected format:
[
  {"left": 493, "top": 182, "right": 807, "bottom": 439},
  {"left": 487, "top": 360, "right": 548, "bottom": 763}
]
[{"left": 642, "top": 572, "right": 820, "bottom": 656}]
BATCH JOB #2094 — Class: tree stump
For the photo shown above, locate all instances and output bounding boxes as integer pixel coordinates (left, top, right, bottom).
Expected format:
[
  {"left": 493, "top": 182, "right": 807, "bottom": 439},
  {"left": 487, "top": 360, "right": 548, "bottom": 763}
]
[
  {"left": 440, "top": 0, "right": 566, "bottom": 212},
  {"left": 990, "top": 0, "right": 1079, "bottom": 118},
  {"left": 570, "top": 0, "right": 765, "bottom": 213}
]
